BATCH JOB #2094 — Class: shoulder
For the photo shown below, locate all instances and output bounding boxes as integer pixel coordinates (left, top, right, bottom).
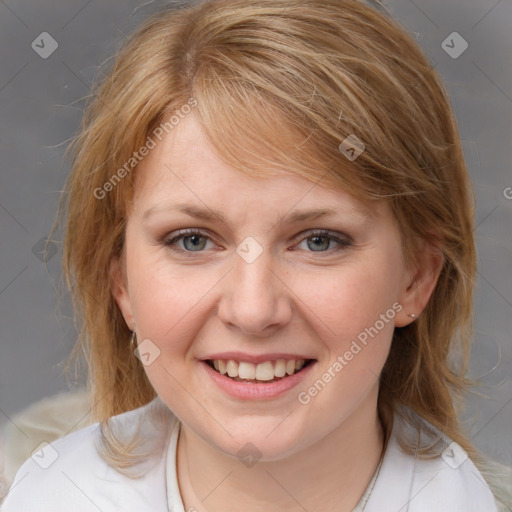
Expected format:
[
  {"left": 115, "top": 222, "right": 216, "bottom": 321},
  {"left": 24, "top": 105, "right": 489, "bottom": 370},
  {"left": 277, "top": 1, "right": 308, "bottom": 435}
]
[
  {"left": 477, "top": 458, "right": 512, "bottom": 512},
  {"left": 365, "top": 408, "right": 500, "bottom": 512},
  {"left": 0, "top": 397, "right": 174, "bottom": 512}
]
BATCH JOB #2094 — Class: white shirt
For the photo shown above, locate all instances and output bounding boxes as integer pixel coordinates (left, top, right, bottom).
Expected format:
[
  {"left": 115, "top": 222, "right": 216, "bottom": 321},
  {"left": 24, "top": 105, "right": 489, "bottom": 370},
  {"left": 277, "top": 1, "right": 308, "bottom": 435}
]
[{"left": 0, "top": 397, "right": 498, "bottom": 511}]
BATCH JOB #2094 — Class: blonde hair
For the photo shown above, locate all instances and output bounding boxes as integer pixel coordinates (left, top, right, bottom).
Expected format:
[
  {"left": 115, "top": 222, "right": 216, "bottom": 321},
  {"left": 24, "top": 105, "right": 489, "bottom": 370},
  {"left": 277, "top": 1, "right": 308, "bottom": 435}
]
[{"left": 61, "top": 0, "right": 479, "bottom": 468}]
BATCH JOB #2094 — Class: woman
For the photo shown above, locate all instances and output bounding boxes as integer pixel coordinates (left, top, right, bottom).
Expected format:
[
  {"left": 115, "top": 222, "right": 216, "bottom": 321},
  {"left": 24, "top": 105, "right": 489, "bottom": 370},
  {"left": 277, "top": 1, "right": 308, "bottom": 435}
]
[{"left": 1, "top": 0, "right": 510, "bottom": 510}]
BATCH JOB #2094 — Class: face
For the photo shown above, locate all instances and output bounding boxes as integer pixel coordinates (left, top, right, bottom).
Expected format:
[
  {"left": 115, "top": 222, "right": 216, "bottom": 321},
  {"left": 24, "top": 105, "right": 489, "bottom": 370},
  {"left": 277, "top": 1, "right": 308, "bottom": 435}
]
[{"left": 113, "top": 114, "right": 436, "bottom": 461}]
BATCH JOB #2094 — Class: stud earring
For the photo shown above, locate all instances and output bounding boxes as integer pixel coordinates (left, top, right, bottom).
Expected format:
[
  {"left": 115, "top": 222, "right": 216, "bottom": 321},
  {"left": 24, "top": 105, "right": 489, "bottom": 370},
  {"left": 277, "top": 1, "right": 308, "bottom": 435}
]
[{"left": 409, "top": 313, "right": 416, "bottom": 319}]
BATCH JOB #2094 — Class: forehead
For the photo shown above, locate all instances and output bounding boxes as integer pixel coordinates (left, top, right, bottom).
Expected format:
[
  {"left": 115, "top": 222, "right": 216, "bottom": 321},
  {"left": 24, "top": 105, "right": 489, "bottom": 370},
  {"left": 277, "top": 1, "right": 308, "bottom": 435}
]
[{"left": 133, "top": 114, "right": 381, "bottom": 222}]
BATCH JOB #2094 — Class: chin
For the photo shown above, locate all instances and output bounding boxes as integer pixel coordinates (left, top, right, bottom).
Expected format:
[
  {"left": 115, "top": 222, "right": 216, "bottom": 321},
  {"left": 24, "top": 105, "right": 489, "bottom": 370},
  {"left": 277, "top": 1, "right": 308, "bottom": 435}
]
[{"left": 204, "top": 422, "right": 307, "bottom": 463}]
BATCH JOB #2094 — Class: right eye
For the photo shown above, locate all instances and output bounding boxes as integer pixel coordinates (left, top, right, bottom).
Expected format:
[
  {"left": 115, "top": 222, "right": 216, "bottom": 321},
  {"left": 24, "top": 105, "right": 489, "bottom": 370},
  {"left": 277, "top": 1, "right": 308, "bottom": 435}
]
[{"left": 164, "top": 229, "right": 215, "bottom": 252}]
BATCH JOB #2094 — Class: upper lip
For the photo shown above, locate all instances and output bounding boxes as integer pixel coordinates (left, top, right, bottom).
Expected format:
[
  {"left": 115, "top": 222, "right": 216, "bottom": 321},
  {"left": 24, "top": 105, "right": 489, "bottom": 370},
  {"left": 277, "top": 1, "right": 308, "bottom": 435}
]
[{"left": 201, "top": 352, "right": 316, "bottom": 364}]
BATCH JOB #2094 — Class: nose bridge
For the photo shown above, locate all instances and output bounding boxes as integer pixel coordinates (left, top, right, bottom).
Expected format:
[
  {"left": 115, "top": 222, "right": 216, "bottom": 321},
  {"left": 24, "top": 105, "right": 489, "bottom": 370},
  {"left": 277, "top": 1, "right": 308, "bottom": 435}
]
[
  {"left": 218, "top": 242, "right": 291, "bottom": 334},
  {"left": 236, "top": 248, "right": 274, "bottom": 296}
]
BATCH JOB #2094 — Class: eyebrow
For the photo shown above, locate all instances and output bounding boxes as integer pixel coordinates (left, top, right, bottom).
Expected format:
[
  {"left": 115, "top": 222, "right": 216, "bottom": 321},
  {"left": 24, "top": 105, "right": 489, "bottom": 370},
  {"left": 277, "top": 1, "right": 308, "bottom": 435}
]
[{"left": 143, "top": 203, "right": 367, "bottom": 225}]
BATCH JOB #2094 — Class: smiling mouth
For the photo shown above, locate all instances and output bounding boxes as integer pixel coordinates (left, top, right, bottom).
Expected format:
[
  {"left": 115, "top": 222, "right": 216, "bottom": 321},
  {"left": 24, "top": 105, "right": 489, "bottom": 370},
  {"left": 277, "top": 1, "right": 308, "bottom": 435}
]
[{"left": 205, "top": 359, "right": 316, "bottom": 383}]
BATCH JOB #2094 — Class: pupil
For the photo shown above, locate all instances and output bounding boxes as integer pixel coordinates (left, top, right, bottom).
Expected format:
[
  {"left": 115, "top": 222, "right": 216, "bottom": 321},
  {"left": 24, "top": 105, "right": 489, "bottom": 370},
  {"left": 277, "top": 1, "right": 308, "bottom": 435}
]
[
  {"left": 184, "top": 235, "right": 206, "bottom": 251},
  {"left": 308, "top": 236, "right": 329, "bottom": 251}
]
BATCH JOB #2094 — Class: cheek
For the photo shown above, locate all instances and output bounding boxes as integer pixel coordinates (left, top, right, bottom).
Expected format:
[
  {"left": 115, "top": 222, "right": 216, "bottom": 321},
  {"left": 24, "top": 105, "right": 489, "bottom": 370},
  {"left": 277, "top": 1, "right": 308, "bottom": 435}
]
[
  {"left": 130, "top": 269, "right": 198, "bottom": 338},
  {"left": 125, "top": 247, "right": 222, "bottom": 355},
  {"left": 287, "top": 253, "right": 402, "bottom": 401},
  {"left": 292, "top": 263, "right": 398, "bottom": 424},
  {"left": 292, "top": 257, "right": 401, "bottom": 341},
  {"left": 126, "top": 260, "right": 207, "bottom": 393}
]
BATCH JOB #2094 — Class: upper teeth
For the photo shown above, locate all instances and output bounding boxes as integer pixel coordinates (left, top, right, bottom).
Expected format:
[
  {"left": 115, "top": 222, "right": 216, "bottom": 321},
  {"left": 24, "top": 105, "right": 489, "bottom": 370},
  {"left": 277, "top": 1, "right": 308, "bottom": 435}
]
[{"left": 212, "top": 359, "right": 307, "bottom": 380}]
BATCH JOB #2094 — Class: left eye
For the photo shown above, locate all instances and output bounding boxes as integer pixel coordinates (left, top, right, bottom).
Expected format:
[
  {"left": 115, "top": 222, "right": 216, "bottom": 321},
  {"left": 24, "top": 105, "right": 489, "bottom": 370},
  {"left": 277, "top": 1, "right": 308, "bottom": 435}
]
[{"left": 296, "top": 231, "right": 348, "bottom": 252}]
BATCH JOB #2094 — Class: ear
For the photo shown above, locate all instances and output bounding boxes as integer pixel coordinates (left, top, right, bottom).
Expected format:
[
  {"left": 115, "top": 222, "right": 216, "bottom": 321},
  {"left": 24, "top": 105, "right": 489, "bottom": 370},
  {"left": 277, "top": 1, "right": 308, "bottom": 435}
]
[
  {"left": 110, "top": 256, "right": 135, "bottom": 331},
  {"left": 394, "top": 242, "right": 444, "bottom": 327}
]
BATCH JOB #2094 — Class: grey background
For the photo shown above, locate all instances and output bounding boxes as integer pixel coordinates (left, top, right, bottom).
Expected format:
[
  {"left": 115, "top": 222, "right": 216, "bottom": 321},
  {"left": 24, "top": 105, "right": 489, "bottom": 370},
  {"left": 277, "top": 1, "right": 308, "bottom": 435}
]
[{"left": 0, "top": 0, "right": 511, "bottom": 466}]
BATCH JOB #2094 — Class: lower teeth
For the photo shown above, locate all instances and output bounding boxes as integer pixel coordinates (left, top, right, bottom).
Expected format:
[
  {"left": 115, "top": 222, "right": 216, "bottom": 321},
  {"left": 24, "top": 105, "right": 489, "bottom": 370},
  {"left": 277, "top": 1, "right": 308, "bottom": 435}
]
[{"left": 229, "top": 375, "right": 288, "bottom": 383}]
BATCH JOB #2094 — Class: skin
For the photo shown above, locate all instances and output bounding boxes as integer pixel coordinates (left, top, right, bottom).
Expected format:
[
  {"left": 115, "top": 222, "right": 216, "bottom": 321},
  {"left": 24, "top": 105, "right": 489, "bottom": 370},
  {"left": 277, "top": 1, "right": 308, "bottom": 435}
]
[{"left": 112, "top": 114, "right": 442, "bottom": 511}]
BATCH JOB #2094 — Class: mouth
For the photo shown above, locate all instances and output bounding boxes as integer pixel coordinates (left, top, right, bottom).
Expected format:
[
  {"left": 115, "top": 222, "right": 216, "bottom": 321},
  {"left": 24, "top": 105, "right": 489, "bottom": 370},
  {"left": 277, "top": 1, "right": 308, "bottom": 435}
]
[{"left": 204, "top": 358, "right": 316, "bottom": 384}]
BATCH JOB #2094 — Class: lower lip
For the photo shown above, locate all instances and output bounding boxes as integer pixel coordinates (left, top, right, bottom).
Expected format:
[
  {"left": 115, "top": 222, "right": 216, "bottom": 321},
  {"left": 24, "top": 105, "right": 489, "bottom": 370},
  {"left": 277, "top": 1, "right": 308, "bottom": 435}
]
[{"left": 200, "top": 360, "right": 316, "bottom": 400}]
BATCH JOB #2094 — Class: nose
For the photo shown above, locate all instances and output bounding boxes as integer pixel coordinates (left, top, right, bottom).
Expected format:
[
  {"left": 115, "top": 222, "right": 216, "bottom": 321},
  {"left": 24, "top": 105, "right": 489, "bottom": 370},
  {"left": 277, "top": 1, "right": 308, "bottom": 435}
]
[{"left": 217, "top": 249, "right": 293, "bottom": 336}]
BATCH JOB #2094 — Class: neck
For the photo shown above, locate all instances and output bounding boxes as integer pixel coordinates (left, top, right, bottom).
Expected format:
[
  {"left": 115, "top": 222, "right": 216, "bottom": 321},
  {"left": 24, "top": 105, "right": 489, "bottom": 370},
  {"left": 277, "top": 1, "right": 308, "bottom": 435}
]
[{"left": 176, "top": 386, "right": 384, "bottom": 512}]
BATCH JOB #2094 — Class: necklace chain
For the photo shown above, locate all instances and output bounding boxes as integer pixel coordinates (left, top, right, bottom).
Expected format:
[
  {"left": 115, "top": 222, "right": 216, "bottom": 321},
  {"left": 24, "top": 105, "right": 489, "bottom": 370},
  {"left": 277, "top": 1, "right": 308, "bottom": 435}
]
[
  {"left": 360, "top": 425, "right": 420, "bottom": 512},
  {"left": 359, "top": 453, "right": 384, "bottom": 511}
]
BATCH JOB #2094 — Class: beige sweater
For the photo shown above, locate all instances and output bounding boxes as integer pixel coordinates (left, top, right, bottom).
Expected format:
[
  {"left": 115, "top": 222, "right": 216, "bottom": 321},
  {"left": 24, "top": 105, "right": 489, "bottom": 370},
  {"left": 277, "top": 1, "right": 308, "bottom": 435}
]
[{"left": 1, "top": 391, "right": 511, "bottom": 510}]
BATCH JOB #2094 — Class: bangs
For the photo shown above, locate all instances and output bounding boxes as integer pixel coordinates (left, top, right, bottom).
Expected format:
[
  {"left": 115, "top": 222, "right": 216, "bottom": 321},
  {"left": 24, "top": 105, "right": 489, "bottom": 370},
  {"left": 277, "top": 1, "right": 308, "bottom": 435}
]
[{"left": 186, "top": 49, "right": 391, "bottom": 205}]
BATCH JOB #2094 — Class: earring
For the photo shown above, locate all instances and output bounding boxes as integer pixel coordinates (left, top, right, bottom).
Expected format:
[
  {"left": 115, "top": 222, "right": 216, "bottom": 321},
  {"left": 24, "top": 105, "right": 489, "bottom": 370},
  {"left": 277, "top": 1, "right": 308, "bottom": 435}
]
[
  {"left": 409, "top": 313, "right": 416, "bottom": 319},
  {"left": 131, "top": 331, "right": 137, "bottom": 347}
]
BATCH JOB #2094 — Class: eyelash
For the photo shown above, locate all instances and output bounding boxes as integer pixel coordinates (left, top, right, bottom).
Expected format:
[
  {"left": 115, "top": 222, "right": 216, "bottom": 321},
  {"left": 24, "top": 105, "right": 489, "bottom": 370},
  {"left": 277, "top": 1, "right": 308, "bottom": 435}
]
[{"left": 163, "top": 228, "right": 351, "bottom": 255}]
